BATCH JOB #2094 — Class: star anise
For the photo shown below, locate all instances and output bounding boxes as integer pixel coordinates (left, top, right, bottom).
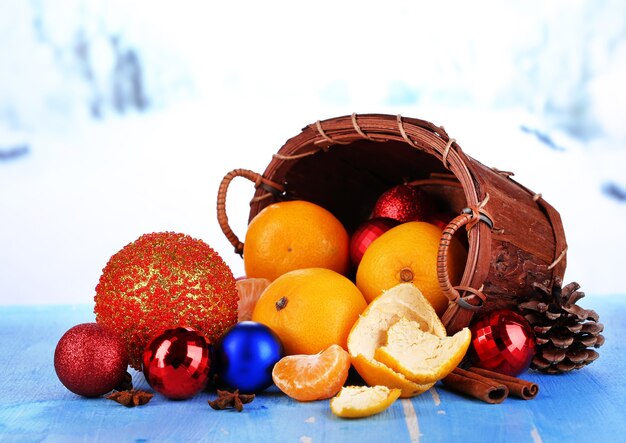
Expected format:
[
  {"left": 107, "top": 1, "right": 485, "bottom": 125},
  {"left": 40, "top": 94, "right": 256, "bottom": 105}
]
[
  {"left": 208, "top": 389, "right": 255, "bottom": 412},
  {"left": 106, "top": 389, "right": 154, "bottom": 407}
]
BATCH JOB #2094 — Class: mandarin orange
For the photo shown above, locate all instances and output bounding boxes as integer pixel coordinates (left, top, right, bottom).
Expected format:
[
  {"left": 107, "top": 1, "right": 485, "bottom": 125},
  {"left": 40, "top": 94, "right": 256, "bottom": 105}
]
[
  {"left": 356, "top": 221, "right": 467, "bottom": 315},
  {"left": 243, "top": 200, "right": 350, "bottom": 281},
  {"left": 252, "top": 268, "right": 367, "bottom": 355}
]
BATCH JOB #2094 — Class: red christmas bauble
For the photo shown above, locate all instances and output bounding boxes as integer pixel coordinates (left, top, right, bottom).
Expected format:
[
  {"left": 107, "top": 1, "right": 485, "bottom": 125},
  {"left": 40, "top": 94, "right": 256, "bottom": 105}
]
[
  {"left": 425, "top": 212, "right": 457, "bottom": 231},
  {"left": 54, "top": 323, "right": 128, "bottom": 397},
  {"left": 372, "top": 185, "right": 434, "bottom": 223},
  {"left": 142, "top": 327, "right": 211, "bottom": 400},
  {"left": 94, "top": 232, "right": 238, "bottom": 370},
  {"left": 349, "top": 217, "right": 400, "bottom": 267},
  {"left": 469, "top": 309, "right": 537, "bottom": 376}
]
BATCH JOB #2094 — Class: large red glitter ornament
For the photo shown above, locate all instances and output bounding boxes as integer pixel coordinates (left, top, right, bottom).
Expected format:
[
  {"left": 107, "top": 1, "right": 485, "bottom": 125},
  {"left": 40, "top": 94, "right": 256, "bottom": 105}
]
[
  {"left": 54, "top": 323, "right": 128, "bottom": 397},
  {"left": 469, "top": 309, "right": 537, "bottom": 376},
  {"left": 94, "top": 232, "right": 238, "bottom": 369},
  {"left": 349, "top": 217, "right": 400, "bottom": 267},
  {"left": 372, "top": 185, "right": 435, "bottom": 223},
  {"left": 142, "top": 327, "right": 211, "bottom": 400}
]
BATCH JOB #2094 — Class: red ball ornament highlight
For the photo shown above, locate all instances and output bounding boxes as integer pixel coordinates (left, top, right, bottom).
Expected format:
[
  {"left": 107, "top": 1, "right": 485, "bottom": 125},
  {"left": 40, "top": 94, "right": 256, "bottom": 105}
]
[
  {"left": 425, "top": 211, "right": 457, "bottom": 231},
  {"left": 94, "top": 232, "right": 238, "bottom": 369},
  {"left": 142, "top": 327, "right": 211, "bottom": 400},
  {"left": 469, "top": 309, "right": 537, "bottom": 376},
  {"left": 54, "top": 323, "right": 128, "bottom": 397},
  {"left": 349, "top": 217, "right": 400, "bottom": 267},
  {"left": 372, "top": 185, "right": 434, "bottom": 223}
]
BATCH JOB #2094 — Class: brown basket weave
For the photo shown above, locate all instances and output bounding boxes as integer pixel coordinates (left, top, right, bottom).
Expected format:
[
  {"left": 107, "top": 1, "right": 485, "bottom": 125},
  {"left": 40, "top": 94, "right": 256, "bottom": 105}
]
[{"left": 216, "top": 113, "right": 568, "bottom": 333}]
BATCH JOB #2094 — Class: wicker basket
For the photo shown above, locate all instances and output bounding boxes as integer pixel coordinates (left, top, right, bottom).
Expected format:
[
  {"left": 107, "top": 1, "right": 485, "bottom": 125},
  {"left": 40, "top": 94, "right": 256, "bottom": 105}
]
[{"left": 216, "top": 113, "right": 568, "bottom": 333}]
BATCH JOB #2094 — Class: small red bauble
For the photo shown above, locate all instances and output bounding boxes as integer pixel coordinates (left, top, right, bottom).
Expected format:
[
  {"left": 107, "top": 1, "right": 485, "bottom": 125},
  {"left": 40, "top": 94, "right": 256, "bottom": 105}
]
[
  {"left": 469, "top": 309, "right": 537, "bottom": 376},
  {"left": 54, "top": 323, "right": 128, "bottom": 397},
  {"left": 349, "top": 217, "right": 400, "bottom": 267},
  {"left": 142, "top": 327, "right": 211, "bottom": 400},
  {"left": 372, "top": 185, "right": 434, "bottom": 223}
]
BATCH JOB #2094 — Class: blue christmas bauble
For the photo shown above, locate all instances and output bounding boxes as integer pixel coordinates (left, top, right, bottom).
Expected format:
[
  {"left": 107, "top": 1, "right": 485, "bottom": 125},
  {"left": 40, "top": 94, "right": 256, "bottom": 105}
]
[{"left": 215, "top": 321, "right": 284, "bottom": 393}]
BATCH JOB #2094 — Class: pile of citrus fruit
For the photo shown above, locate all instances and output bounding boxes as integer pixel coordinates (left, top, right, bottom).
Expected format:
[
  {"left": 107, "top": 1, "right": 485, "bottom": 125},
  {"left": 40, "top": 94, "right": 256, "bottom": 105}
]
[{"left": 235, "top": 188, "right": 470, "bottom": 418}]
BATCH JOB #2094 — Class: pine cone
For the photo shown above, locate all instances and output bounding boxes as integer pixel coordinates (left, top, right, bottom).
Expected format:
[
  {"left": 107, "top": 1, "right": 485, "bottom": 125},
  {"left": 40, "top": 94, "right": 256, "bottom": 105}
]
[{"left": 518, "top": 278, "right": 605, "bottom": 374}]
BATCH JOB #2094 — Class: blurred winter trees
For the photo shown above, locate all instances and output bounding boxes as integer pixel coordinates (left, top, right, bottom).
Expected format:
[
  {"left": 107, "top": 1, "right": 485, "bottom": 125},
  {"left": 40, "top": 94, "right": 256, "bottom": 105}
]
[
  {"left": 0, "top": 1, "right": 625, "bottom": 144},
  {"left": 0, "top": 1, "right": 190, "bottom": 134}
]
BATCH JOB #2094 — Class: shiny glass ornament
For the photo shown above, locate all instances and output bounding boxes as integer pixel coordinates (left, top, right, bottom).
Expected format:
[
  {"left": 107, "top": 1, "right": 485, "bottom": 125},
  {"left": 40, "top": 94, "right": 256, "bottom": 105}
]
[
  {"left": 349, "top": 217, "right": 399, "bottom": 267},
  {"left": 469, "top": 309, "right": 537, "bottom": 376},
  {"left": 142, "top": 327, "right": 211, "bottom": 400},
  {"left": 215, "top": 321, "right": 284, "bottom": 394}
]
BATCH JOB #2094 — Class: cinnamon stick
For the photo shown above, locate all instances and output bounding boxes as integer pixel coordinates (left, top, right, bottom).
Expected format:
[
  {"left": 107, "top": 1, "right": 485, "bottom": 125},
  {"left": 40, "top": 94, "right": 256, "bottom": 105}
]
[
  {"left": 442, "top": 367, "right": 509, "bottom": 404},
  {"left": 466, "top": 367, "right": 539, "bottom": 400}
]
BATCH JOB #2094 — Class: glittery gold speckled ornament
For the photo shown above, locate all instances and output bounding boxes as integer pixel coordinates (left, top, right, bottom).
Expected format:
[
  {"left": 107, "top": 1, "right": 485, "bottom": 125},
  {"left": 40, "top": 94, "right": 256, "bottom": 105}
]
[{"left": 94, "top": 232, "right": 238, "bottom": 369}]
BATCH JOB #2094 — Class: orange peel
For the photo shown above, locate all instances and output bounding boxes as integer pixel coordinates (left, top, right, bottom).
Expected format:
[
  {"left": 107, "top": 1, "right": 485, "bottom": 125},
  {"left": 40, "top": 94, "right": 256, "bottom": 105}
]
[
  {"left": 347, "top": 283, "right": 445, "bottom": 397},
  {"left": 374, "top": 318, "right": 471, "bottom": 384},
  {"left": 330, "top": 385, "right": 401, "bottom": 418}
]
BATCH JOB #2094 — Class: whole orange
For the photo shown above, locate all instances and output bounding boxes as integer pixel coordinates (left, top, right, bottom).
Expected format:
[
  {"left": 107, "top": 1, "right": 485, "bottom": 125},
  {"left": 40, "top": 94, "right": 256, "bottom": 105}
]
[
  {"left": 243, "top": 200, "right": 350, "bottom": 281},
  {"left": 251, "top": 268, "right": 367, "bottom": 355},
  {"left": 356, "top": 221, "right": 467, "bottom": 315}
]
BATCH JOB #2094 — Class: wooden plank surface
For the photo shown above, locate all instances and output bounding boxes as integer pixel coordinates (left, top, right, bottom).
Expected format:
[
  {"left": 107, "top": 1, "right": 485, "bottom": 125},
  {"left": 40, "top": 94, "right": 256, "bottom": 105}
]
[{"left": 0, "top": 297, "right": 624, "bottom": 443}]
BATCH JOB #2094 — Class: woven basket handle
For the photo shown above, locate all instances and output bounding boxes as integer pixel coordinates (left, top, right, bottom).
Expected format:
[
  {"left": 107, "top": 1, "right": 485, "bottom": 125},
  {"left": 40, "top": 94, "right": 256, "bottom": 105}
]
[
  {"left": 216, "top": 169, "right": 284, "bottom": 255},
  {"left": 438, "top": 209, "right": 491, "bottom": 310}
]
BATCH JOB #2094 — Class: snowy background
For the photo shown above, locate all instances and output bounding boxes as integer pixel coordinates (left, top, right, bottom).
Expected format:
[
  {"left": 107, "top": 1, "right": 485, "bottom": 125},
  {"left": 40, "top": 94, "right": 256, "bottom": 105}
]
[{"left": 1, "top": 0, "right": 625, "bottom": 305}]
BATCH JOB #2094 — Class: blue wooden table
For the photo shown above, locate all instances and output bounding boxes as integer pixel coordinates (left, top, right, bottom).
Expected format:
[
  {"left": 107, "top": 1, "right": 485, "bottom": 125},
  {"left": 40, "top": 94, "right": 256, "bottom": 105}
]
[{"left": 1, "top": 297, "right": 624, "bottom": 443}]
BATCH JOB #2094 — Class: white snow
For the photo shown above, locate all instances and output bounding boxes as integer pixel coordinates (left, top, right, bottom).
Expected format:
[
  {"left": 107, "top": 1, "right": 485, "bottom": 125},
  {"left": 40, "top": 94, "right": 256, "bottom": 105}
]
[{"left": 1, "top": 1, "right": 625, "bottom": 304}]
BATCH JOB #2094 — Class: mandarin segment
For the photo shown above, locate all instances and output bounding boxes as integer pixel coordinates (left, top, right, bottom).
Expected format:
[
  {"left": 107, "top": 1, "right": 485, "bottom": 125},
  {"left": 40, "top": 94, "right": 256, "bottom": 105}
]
[
  {"left": 272, "top": 344, "right": 350, "bottom": 402},
  {"left": 236, "top": 277, "right": 270, "bottom": 322},
  {"left": 243, "top": 200, "right": 350, "bottom": 281},
  {"left": 252, "top": 268, "right": 367, "bottom": 355},
  {"left": 330, "top": 385, "right": 402, "bottom": 418}
]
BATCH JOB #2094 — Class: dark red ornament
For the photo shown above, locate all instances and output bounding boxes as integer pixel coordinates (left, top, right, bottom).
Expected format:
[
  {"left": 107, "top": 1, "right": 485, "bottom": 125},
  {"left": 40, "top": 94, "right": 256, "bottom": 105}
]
[
  {"left": 54, "top": 323, "right": 129, "bottom": 397},
  {"left": 349, "top": 217, "right": 400, "bottom": 267},
  {"left": 142, "top": 327, "right": 211, "bottom": 400},
  {"left": 372, "top": 185, "right": 434, "bottom": 223},
  {"left": 469, "top": 309, "right": 537, "bottom": 376}
]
